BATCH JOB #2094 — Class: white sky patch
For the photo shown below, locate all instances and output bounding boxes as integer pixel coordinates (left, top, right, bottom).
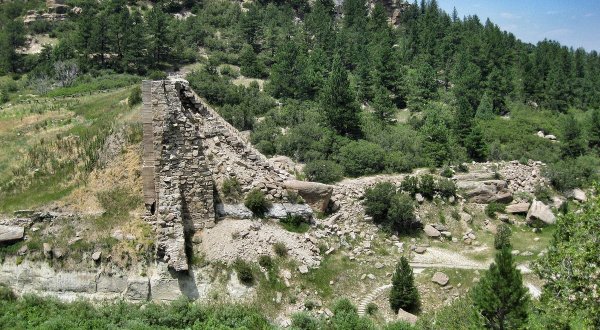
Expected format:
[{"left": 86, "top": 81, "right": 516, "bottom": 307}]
[
  {"left": 546, "top": 28, "right": 573, "bottom": 38},
  {"left": 500, "top": 12, "right": 521, "bottom": 19},
  {"left": 584, "top": 13, "right": 595, "bottom": 17}
]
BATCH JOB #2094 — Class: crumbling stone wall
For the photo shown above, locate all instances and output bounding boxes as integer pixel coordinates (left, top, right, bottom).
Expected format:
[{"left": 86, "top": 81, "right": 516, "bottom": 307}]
[
  {"left": 142, "top": 79, "right": 298, "bottom": 272},
  {"left": 142, "top": 80, "right": 215, "bottom": 272}
]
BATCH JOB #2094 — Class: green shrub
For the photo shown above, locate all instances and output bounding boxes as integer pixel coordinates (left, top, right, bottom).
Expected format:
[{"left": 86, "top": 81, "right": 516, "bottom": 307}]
[
  {"left": 384, "top": 152, "right": 414, "bottom": 173},
  {"left": 0, "top": 283, "right": 15, "bottom": 301},
  {"left": 436, "top": 178, "right": 457, "bottom": 198},
  {"left": 233, "top": 258, "right": 254, "bottom": 285},
  {"left": 533, "top": 185, "right": 553, "bottom": 204},
  {"left": 546, "top": 155, "right": 600, "bottom": 191},
  {"left": 304, "top": 300, "right": 317, "bottom": 310},
  {"left": 387, "top": 193, "right": 417, "bottom": 233},
  {"left": 280, "top": 214, "right": 310, "bottom": 233},
  {"left": 148, "top": 70, "right": 167, "bottom": 80},
  {"left": 366, "top": 302, "right": 378, "bottom": 315},
  {"left": 258, "top": 255, "right": 273, "bottom": 269},
  {"left": 222, "top": 177, "right": 242, "bottom": 201},
  {"left": 364, "top": 182, "right": 397, "bottom": 223},
  {"left": 273, "top": 242, "right": 287, "bottom": 257},
  {"left": 457, "top": 163, "right": 469, "bottom": 172},
  {"left": 128, "top": 86, "right": 142, "bottom": 107},
  {"left": 219, "top": 65, "right": 239, "bottom": 78},
  {"left": 419, "top": 174, "right": 436, "bottom": 199},
  {"left": 494, "top": 223, "right": 512, "bottom": 250},
  {"left": 244, "top": 189, "right": 271, "bottom": 217},
  {"left": 332, "top": 298, "right": 357, "bottom": 315},
  {"left": 303, "top": 160, "right": 344, "bottom": 184},
  {"left": 291, "top": 312, "right": 320, "bottom": 330},
  {"left": 485, "top": 202, "right": 506, "bottom": 218},
  {"left": 338, "top": 140, "right": 385, "bottom": 177},
  {"left": 440, "top": 166, "right": 454, "bottom": 178},
  {"left": 400, "top": 176, "right": 419, "bottom": 196}
]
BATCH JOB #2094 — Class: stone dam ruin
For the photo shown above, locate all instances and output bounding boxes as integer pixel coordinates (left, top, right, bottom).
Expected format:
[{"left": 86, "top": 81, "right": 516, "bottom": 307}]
[{"left": 141, "top": 79, "right": 332, "bottom": 272}]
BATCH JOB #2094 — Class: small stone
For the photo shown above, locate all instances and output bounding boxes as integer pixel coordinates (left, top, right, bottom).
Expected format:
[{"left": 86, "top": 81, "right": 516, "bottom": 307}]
[
  {"left": 511, "top": 250, "right": 520, "bottom": 256},
  {"left": 298, "top": 265, "right": 309, "bottom": 274},
  {"left": 17, "top": 245, "right": 28, "bottom": 256},
  {"left": 43, "top": 243, "right": 52, "bottom": 258},
  {"left": 367, "top": 274, "right": 376, "bottom": 280},
  {"left": 92, "top": 251, "right": 102, "bottom": 262},
  {"left": 375, "top": 262, "right": 384, "bottom": 269},
  {"left": 415, "top": 193, "right": 425, "bottom": 203},
  {"left": 360, "top": 274, "right": 367, "bottom": 280},
  {"left": 414, "top": 246, "right": 427, "bottom": 254},
  {"left": 276, "top": 292, "right": 282, "bottom": 304}
]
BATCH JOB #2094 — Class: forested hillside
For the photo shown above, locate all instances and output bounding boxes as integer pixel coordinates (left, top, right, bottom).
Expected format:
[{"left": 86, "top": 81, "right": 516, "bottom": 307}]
[
  {"left": 2, "top": 0, "right": 598, "bottom": 191},
  {"left": 1, "top": 0, "right": 599, "bottom": 329}
]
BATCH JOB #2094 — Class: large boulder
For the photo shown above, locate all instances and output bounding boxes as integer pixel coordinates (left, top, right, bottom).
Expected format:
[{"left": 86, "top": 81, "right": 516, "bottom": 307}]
[
  {"left": 267, "top": 203, "right": 313, "bottom": 220},
  {"left": 457, "top": 179, "right": 513, "bottom": 204},
  {"left": 216, "top": 203, "right": 253, "bottom": 219},
  {"left": 567, "top": 188, "right": 587, "bottom": 202},
  {"left": 0, "top": 225, "right": 24, "bottom": 244},
  {"left": 283, "top": 180, "right": 333, "bottom": 213},
  {"left": 423, "top": 224, "right": 441, "bottom": 238},
  {"left": 506, "top": 202, "right": 530, "bottom": 214},
  {"left": 527, "top": 200, "right": 556, "bottom": 225}
]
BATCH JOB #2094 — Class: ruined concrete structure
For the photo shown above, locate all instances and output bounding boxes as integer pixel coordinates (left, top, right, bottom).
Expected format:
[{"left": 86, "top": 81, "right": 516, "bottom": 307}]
[{"left": 141, "top": 80, "right": 304, "bottom": 272}]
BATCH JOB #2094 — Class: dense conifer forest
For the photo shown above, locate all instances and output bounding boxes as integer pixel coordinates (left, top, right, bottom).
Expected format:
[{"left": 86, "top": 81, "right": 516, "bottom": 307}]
[{"left": 1, "top": 0, "right": 599, "bottom": 329}]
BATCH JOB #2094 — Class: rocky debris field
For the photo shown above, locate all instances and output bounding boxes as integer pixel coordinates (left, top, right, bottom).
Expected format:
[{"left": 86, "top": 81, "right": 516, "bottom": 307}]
[{"left": 200, "top": 218, "right": 322, "bottom": 268}]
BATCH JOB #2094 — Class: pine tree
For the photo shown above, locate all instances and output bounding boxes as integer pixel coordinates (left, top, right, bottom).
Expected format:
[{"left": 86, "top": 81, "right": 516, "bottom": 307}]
[
  {"left": 454, "top": 96, "right": 474, "bottom": 143},
  {"left": 389, "top": 256, "right": 420, "bottom": 313},
  {"left": 561, "top": 115, "right": 585, "bottom": 158},
  {"left": 475, "top": 92, "right": 494, "bottom": 120},
  {"left": 473, "top": 247, "right": 529, "bottom": 330},
  {"left": 320, "top": 54, "right": 360, "bottom": 136},
  {"left": 588, "top": 109, "right": 600, "bottom": 152},
  {"left": 372, "top": 86, "right": 395, "bottom": 123}
]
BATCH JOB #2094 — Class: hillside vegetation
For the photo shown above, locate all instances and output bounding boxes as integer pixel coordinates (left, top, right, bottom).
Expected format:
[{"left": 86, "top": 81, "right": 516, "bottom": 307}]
[{"left": 1, "top": 0, "right": 599, "bottom": 329}]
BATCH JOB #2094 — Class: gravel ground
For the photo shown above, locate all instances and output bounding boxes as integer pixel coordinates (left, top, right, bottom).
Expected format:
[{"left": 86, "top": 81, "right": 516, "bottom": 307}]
[{"left": 201, "top": 218, "right": 321, "bottom": 267}]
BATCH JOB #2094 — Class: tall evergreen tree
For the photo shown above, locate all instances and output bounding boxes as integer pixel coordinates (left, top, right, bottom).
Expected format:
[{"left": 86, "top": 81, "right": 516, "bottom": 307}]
[
  {"left": 561, "top": 115, "right": 585, "bottom": 158},
  {"left": 588, "top": 109, "right": 600, "bottom": 152},
  {"left": 473, "top": 247, "right": 529, "bottom": 330},
  {"left": 389, "top": 256, "right": 420, "bottom": 313},
  {"left": 320, "top": 54, "right": 360, "bottom": 136}
]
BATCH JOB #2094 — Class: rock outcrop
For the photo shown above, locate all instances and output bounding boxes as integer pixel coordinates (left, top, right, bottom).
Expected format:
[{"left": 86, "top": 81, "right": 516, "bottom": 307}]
[
  {"left": 0, "top": 225, "right": 24, "bottom": 244},
  {"left": 526, "top": 200, "right": 556, "bottom": 225},
  {"left": 283, "top": 180, "right": 333, "bottom": 213}
]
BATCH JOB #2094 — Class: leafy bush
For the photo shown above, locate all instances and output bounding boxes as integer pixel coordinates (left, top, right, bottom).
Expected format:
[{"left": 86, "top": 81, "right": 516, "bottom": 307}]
[
  {"left": 222, "top": 177, "right": 242, "bottom": 201},
  {"left": 494, "top": 223, "right": 512, "bottom": 250},
  {"left": 545, "top": 155, "right": 600, "bottom": 191},
  {"left": 419, "top": 174, "right": 436, "bottom": 199},
  {"left": 0, "top": 283, "right": 15, "bottom": 301},
  {"left": 485, "top": 202, "right": 506, "bottom": 218},
  {"left": 387, "top": 193, "right": 418, "bottom": 233},
  {"left": 233, "top": 258, "right": 254, "bottom": 285},
  {"left": 219, "top": 65, "right": 239, "bottom": 78},
  {"left": 258, "top": 255, "right": 273, "bottom": 269},
  {"left": 303, "top": 160, "right": 344, "bottom": 184},
  {"left": 279, "top": 214, "right": 310, "bottom": 233},
  {"left": 384, "top": 152, "right": 414, "bottom": 173},
  {"left": 291, "top": 312, "right": 320, "bottom": 330},
  {"left": 244, "top": 189, "right": 271, "bottom": 217},
  {"left": 440, "top": 166, "right": 454, "bottom": 178},
  {"left": 364, "top": 182, "right": 418, "bottom": 234},
  {"left": 148, "top": 70, "right": 167, "bottom": 80},
  {"left": 436, "top": 178, "right": 457, "bottom": 198},
  {"left": 366, "top": 302, "right": 378, "bottom": 315},
  {"left": 273, "top": 242, "right": 287, "bottom": 257},
  {"left": 400, "top": 176, "right": 419, "bottom": 196},
  {"left": 364, "top": 182, "right": 397, "bottom": 223},
  {"left": 338, "top": 140, "right": 385, "bottom": 177},
  {"left": 128, "top": 86, "right": 142, "bottom": 107}
]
